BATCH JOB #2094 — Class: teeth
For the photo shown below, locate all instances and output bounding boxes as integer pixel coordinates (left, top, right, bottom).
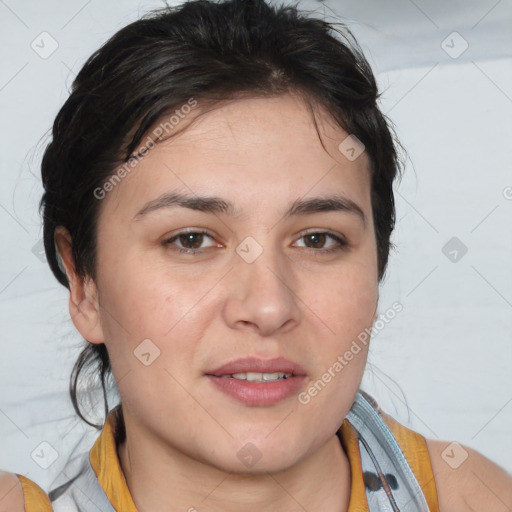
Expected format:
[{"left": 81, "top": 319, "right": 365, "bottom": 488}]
[{"left": 228, "top": 372, "right": 292, "bottom": 382}]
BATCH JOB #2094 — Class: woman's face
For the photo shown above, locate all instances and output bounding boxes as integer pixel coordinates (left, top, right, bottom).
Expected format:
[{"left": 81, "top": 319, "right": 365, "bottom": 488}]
[{"left": 82, "top": 93, "right": 378, "bottom": 473}]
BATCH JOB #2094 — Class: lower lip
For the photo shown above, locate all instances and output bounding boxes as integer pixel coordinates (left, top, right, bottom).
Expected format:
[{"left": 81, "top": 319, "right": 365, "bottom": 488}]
[{"left": 206, "top": 375, "right": 307, "bottom": 406}]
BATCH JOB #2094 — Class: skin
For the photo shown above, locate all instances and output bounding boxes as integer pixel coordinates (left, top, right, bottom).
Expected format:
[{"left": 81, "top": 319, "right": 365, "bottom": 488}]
[
  {"left": 59, "top": 93, "right": 378, "bottom": 512},
  {"left": 47, "top": 93, "right": 512, "bottom": 512},
  {"left": 0, "top": 472, "right": 23, "bottom": 512},
  {"left": 426, "top": 440, "right": 512, "bottom": 511}
]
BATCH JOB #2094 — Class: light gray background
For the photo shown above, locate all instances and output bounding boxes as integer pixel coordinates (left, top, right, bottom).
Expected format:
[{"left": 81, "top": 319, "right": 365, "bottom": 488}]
[{"left": 0, "top": 0, "right": 511, "bottom": 491}]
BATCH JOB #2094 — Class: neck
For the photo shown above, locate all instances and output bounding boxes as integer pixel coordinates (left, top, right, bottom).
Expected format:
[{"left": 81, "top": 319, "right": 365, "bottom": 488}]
[{"left": 117, "top": 420, "right": 352, "bottom": 512}]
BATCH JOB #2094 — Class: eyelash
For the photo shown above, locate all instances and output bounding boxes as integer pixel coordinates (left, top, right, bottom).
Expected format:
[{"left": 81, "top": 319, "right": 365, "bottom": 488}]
[{"left": 162, "top": 230, "right": 348, "bottom": 255}]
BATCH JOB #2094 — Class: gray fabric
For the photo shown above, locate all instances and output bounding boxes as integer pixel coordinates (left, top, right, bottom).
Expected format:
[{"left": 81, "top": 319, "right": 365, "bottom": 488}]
[
  {"left": 49, "top": 392, "right": 432, "bottom": 511},
  {"left": 346, "top": 392, "right": 431, "bottom": 511},
  {"left": 50, "top": 456, "right": 115, "bottom": 512}
]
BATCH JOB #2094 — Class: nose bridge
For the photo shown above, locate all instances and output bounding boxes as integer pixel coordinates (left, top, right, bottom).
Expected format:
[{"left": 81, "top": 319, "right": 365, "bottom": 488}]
[
  {"left": 235, "top": 236, "right": 289, "bottom": 295},
  {"left": 223, "top": 236, "right": 301, "bottom": 334}
]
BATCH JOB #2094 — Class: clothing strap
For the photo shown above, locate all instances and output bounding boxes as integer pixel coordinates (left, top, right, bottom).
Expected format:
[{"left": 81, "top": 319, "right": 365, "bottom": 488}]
[{"left": 346, "top": 392, "right": 431, "bottom": 511}]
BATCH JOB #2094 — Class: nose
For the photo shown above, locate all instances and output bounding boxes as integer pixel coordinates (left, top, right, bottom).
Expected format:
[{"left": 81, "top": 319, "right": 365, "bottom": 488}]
[{"left": 222, "top": 246, "right": 301, "bottom": 337}]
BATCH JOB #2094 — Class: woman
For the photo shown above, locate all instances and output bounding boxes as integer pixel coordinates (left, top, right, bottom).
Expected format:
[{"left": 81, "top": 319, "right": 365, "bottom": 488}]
[{"left": 1, "top": 0, "right": 511, "bottom": 510}]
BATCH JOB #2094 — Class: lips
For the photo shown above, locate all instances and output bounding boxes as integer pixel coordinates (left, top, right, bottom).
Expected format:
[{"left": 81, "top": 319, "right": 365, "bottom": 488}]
[
  {"left": 206, "top": 357, "right": 308, "bottom": 406},
  {"left": 206, "top": 356, "right": 307, "bottom": 377}
]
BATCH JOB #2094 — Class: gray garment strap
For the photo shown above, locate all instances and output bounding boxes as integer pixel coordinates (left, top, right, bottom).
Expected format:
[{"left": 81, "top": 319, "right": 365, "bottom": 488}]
[
  {"left": 346, "top": 392, "right": 432, "bottom": 511},
  {"left": 50, "top": 456, "right": 116, "bottom": 512},
  {"left": 49, "top": 391, "right": 432, "bottom": 511}
]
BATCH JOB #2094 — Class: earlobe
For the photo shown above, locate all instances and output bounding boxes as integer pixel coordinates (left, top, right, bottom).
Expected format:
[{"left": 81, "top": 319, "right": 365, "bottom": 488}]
[{"left": 54, "top": 226, "right": 105, "bottom": 345}]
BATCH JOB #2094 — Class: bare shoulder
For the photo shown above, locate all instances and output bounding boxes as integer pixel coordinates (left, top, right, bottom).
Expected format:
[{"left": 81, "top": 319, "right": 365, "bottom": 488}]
[
  {"left": 0, "top": 470, "right": 25, "bottom": 512},
  {"left": 426, "top": 439, "right": 512, "bottom": 511}
]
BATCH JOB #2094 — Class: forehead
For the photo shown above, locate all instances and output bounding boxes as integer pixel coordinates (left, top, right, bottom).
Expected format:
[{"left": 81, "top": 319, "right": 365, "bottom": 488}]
[{"left": 101, "top": 94, "right": 372, "bottom": 218}]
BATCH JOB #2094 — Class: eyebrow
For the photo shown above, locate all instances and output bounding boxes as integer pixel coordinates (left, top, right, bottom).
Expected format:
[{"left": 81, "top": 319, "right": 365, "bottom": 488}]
[{"left": 133, "top": 191, "right": 366, "bottom": 227}]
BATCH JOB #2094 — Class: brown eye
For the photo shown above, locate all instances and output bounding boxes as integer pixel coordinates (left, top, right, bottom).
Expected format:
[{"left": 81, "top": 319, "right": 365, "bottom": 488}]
[
  {"left": 178, "top": 233, "right": 204, "bottom": 249},
  {"left": 164, "top": 231, "right": 218, "bottom": 253},
  {"left": 293, "top": 232, "right": 348, "bottom": 253},
  {"left": 304, "top": 233, "right": 326, "bottom": 248}
]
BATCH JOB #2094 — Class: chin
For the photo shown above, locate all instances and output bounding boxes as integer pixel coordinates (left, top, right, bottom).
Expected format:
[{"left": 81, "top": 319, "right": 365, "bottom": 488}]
[
  {"left": 205, "top": 436, "right": 305, "bottom": 476},
  {"left": 213, "top": 453, "right": 301, "bottom": 476}
]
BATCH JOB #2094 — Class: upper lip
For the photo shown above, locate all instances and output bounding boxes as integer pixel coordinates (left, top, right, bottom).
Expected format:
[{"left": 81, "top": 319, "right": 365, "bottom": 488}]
[{"left": 207, "top": 357, "right": 307, "bottom": 376}]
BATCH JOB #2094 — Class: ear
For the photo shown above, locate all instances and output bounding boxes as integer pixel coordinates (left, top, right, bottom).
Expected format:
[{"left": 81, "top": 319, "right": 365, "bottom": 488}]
[
  {"left": 372, "top": 288, "right": 380, "bottom": 324},
  {"left": 54, "top": 226, "right": 105, "bottom": 345}
]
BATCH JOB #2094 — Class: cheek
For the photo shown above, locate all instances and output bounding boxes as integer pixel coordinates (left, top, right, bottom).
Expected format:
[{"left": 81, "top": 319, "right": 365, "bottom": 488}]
[
  {"left": 97, "top": 254, "right": 199, "bottom": 335},
  {"left": 297, "top": 263, "right": 376, "bottom": 420},
  {"left": 94, "top": 255, "right": 220, "bottom": 383},
  {"left": 306, "top": 261, "right": 378, "bottom": 339},
  {"left": 94, "top": 263, "right": 207, "bottom": 413}
]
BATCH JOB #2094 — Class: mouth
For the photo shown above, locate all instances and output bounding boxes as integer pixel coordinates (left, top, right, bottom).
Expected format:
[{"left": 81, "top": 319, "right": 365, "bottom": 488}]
[
  {"left": 206, "top": 356, "right": 307, "bottom": 378},
  {"left": 205, "top": 356, "right": 307, "bottom": 406},
  {"left": 215, "top": 371, "right": 293, "bottom": 382}
]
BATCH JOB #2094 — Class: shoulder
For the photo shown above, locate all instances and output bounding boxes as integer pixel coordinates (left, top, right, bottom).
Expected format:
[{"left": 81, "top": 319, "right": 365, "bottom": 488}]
[
  {"left": 0, "top": 470, "right": 53, "bottom": 512},
  {"left": 0, "top": 471, "right": 25, "bottom": 512},
  {"left": 426, "top": 438, "right": 512, "bottom": 511}
]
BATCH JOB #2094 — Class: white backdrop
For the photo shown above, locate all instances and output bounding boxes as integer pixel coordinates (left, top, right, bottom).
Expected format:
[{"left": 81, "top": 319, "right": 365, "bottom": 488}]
[{"left": 0, "top": 0, "right": 511, "bottom": 492}]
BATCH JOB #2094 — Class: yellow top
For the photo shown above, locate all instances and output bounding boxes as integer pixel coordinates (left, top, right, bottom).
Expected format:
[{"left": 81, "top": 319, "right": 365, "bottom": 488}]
[
  {"left": 17, "top": 406, "right": 439, "bottom": 511},
  {"left": 16, "top": 474, "right": 52, "bottom": 511}
]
